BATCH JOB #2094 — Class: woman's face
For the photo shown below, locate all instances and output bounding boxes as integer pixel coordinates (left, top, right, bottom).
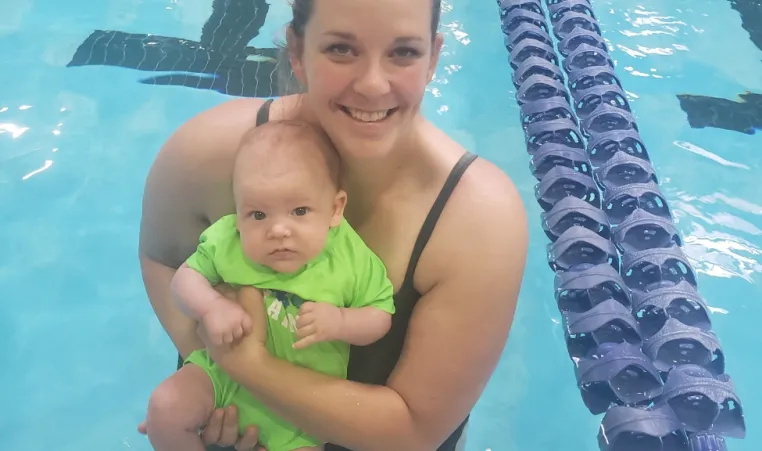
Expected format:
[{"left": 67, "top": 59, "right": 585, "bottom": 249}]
[{"left": 290, "top": 0, "right": 443, "bottom": 160}]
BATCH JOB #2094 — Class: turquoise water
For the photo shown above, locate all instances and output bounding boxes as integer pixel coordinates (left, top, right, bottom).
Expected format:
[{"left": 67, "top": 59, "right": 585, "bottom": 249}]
[{"left": 1, "top": 0, "right": 760, "bottom": 450}]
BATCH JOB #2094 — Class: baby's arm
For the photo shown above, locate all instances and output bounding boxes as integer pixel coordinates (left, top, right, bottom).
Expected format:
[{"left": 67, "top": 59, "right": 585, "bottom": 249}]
[
  {"left": 171, "top": 263, "right": 252, "bottom": 345},
  {"left": 293, "top": 302, "right": 392, "bottom": 350},
  {"left": 335, "top": 246, "right": 396, "bottom": 346},
  {"left": 336, "top": 306, "right": 392, "bottom": 346},
  {"left": 170, "top": 263, "right": 230, "bottom": 320},
  {"left": 294, "top": 239, "right": 395, "bottom": 350}
]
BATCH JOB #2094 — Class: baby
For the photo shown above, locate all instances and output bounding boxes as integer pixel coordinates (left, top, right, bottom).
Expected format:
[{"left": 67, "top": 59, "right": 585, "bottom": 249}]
[{"left": 144, "top": 120, "right": 396, "bottom": 451}]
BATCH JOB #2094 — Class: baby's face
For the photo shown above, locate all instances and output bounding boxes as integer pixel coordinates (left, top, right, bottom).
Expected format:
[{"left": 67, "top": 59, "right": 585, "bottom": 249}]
[{"left": 234, "top": 158, "right": 345, "bottom": 274}]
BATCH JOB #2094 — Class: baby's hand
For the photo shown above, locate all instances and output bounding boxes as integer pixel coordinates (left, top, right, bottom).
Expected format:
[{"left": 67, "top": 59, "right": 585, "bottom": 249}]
[
  {"left": 201, "top": 299, "right": 253, "bottom": 345},
  {"left": 293, "top": 302, "right": 344, "bottom": 350}
]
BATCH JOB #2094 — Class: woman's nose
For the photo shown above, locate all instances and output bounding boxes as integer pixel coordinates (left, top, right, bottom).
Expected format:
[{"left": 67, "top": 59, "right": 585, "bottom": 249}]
[{"left": 353, "top": 60, "right": 391, "bottom": 98}]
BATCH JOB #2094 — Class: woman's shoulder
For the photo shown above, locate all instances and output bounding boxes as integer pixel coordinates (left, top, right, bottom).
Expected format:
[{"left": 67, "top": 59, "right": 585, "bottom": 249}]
[
  {"left": 446, "top": 153, "right": 527, "bottom": 248},
  {"left": 423, "top": 121, "right": 525, "bottom": 221},
  {"left": 415, "top": 124, "right": 529, "bottom": 292},
  {"left": 155, "top": 95, "right": 304, "bottom": 177},
  {"left": 161, "top": 97, "right": 268, "bottom": 165},
  {"left": 140, "top": 98, "right": 271, "bottom": 266}
]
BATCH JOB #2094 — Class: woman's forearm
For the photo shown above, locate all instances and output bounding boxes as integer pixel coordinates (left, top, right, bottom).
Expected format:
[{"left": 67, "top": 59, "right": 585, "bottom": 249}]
[
  {"left": 230, "top": 352, "right": 432, "bottom": 451},
  {"left": 139, "top": 254, "right": 204, "bottom": 358}
]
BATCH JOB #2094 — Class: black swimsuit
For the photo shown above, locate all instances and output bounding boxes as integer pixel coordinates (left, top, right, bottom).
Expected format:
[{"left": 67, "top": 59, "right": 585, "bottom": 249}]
[{"left": 205, "top": 98, "right": 477, "bottom": 451}]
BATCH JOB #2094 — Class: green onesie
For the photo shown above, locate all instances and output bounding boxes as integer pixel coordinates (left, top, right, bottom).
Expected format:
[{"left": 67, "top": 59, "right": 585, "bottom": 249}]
[{"left": 184, "top": 214, "right": 395, "bottom": 451}]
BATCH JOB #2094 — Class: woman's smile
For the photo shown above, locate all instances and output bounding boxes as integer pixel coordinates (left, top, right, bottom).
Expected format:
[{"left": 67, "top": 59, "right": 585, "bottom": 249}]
[{"left": 338, "top": 104, "right": 399, "bottom": 123}]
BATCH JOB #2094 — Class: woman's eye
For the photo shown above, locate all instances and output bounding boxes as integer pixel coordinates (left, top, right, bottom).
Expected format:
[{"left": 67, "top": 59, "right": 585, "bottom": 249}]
[
  {"left": 327, "top": 44, "right": 353, "bottom": 56},
  {"left": 252, "top": 211, "right": 266, "bottom": 220},
  {"left": 393, "top": 47, "right": 421, "bottom": 58},
  {"left": 293, "top": 207, "right": 309, "bottom": 216}
]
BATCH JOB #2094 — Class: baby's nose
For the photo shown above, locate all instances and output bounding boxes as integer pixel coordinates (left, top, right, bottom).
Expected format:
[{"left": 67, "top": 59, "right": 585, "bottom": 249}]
[{"left": 269, "top": 222, "right": 291, "bottom": 238}]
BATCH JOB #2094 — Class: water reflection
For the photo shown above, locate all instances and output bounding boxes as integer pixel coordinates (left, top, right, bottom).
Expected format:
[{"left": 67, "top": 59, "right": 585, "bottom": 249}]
[
  {"left": 673, "top": 192, "right": 762, "bottom": 284},
  {"left": 0, "top": 123, "right": 30, "bottom": 139},
  {"left": 1, "top": 91, "right": 97, "bottom": 185},
  {"left": 673, "top": 140, "right": 750, "bottom": 170},
  {"left": 684, "top": 232, "right": 762, "bottom": 283},
  {"left": 21, "top": 159, "right": 53, "bottom": 180}
]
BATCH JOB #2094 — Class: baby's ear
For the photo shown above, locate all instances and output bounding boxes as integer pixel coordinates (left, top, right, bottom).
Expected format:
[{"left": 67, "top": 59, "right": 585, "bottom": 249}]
[{"left": 330, "top": 190, "right": 348, "bottom": 227}]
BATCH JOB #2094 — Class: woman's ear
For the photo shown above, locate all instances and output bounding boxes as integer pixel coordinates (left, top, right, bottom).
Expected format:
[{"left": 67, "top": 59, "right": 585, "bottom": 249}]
[
  {"left": 330, "top": 190, "right": 348, "bottom": 227},
  {"left": 286, "top": 27, "right": 308, "bottom": 87},
  {"left": 427, "top": 32, "right": 445, "bottom": 83}
]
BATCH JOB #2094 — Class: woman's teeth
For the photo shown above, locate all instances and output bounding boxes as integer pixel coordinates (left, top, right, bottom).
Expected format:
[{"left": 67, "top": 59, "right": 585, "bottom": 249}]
[{"left": 343, "top": 107, "right": 393, "bottom": 123}]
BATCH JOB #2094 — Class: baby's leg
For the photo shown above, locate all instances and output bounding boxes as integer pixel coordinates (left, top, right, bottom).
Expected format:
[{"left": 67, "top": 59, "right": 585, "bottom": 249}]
[
  {"left": 145, "top": 364, "right": 216, "bottom": 451},
  {"left": 292, "top": 447, "right": 324, "bottom": 451}
]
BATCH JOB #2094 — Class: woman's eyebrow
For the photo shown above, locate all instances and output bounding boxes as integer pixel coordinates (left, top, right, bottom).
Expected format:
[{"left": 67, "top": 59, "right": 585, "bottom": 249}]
[
  {"left": 323, "top": 31, "right": 355, "bottom": 40},
  {"left": 322, "top": 31, "right": 424, "bottom": 44},
  {"left": 395, "top": 36, "right": 424, "bottom": 44}
]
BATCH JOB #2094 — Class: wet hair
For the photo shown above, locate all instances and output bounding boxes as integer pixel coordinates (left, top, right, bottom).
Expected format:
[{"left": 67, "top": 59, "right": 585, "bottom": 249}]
[
  {"left": 289, "top": 0, "right": 442, "bottom": 40},
  {"left": 233, "top": 120, "right": 342, "bottom": 191}
]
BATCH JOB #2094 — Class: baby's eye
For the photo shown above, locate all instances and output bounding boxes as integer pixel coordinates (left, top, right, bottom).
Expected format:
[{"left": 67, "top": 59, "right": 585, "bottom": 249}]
[
  {"left": 293, "top": 207, "right": 309, "bottom": 216},
  {"left": 252, "top": 211, "right": 266, "bottom": 220}
]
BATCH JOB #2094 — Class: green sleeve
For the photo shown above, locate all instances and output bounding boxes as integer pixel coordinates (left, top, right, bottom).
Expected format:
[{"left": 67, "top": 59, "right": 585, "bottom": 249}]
[
  {"left": 350, "top": 248, "right": 396, "bottom": 315},
  {"left": 184, "top": 216, "right": 236, "bottom": 285}
]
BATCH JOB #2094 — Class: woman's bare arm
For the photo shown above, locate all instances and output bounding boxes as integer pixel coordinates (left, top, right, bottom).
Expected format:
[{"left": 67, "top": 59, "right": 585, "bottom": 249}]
[
  {"left": 216, "top": 161, "right": 529, "bottom": 450},
  {"left": 139, "top": 98, "right": 264, "bottom": 358},
  {"left": 139, "top": 145, "right": 210, "bottom": 358},
  {"left": 140, "top": 256, "right": 201, "bottom": 358}
]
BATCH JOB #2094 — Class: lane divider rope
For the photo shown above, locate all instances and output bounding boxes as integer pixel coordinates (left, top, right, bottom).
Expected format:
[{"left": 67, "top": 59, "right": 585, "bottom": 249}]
[{"left": 495, "top": 1, "right": 747, "bottom": 450}]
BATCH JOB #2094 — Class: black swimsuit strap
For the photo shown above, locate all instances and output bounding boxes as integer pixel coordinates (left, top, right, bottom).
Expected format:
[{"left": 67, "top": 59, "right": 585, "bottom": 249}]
[
  {"left": 402, "top": 152, "right": 478, "bottom": 287},
  {"left": 256, "top": 98, "right": 274, "bottom": 126}
]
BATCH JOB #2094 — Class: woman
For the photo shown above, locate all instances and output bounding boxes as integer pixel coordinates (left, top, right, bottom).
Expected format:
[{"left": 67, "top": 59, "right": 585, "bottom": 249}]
[{"left": 138, "top": 0, "right": 529, "bottom": 449}]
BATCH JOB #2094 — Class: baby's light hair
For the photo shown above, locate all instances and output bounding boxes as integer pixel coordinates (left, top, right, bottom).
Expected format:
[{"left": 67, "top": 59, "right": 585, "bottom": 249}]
[{"left": 233, "top": 119, "right": 341, "bottom": 190}]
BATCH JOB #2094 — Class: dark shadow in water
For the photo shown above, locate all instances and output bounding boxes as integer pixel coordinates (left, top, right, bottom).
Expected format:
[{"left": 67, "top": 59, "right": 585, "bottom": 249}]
[
  {"left": 66, "top": 0, "right": 298, "bottom": 97},
  {"left": 677, "top": 91, "right": 762, "bottom": 135},
  {"left": 676, "top": 0, "right": 762, "bottom": 135}
]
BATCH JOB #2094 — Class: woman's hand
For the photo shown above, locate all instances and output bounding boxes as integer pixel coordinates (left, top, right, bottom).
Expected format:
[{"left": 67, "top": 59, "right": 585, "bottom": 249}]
[
  {"left": 137, "top": 408, "right": 265, "bottom": 450},
  {"left": 200, "top": 407, "right": 266, "bottom": 451},
  {"left": 198, "top": 285, "right": 271, "bottom": 449},
  {"left": 198, "top": 286, "right": 269, "bottom": 379}
]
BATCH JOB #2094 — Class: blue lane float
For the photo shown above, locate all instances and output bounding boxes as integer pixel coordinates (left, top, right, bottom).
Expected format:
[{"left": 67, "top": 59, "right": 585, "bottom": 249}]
[{"left": 497, "top": 1, "right": 747, "bottom": 450}]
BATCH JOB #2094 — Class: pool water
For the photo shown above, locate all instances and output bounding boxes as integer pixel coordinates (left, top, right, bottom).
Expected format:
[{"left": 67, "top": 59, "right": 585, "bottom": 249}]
[{"left": 1, "top": 0, "right": 760, "bottom": 450}]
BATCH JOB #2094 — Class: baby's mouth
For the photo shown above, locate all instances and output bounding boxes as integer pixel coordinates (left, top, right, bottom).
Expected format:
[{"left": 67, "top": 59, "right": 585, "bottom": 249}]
[{"left": 339, "top": 105, "right": 398, "bottom": 123}]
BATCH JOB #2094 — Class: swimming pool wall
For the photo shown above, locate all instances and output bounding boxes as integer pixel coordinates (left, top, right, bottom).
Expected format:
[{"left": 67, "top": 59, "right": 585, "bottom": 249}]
[{"left": 496, "top": 0, "right": 747, "bottom": 450}]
